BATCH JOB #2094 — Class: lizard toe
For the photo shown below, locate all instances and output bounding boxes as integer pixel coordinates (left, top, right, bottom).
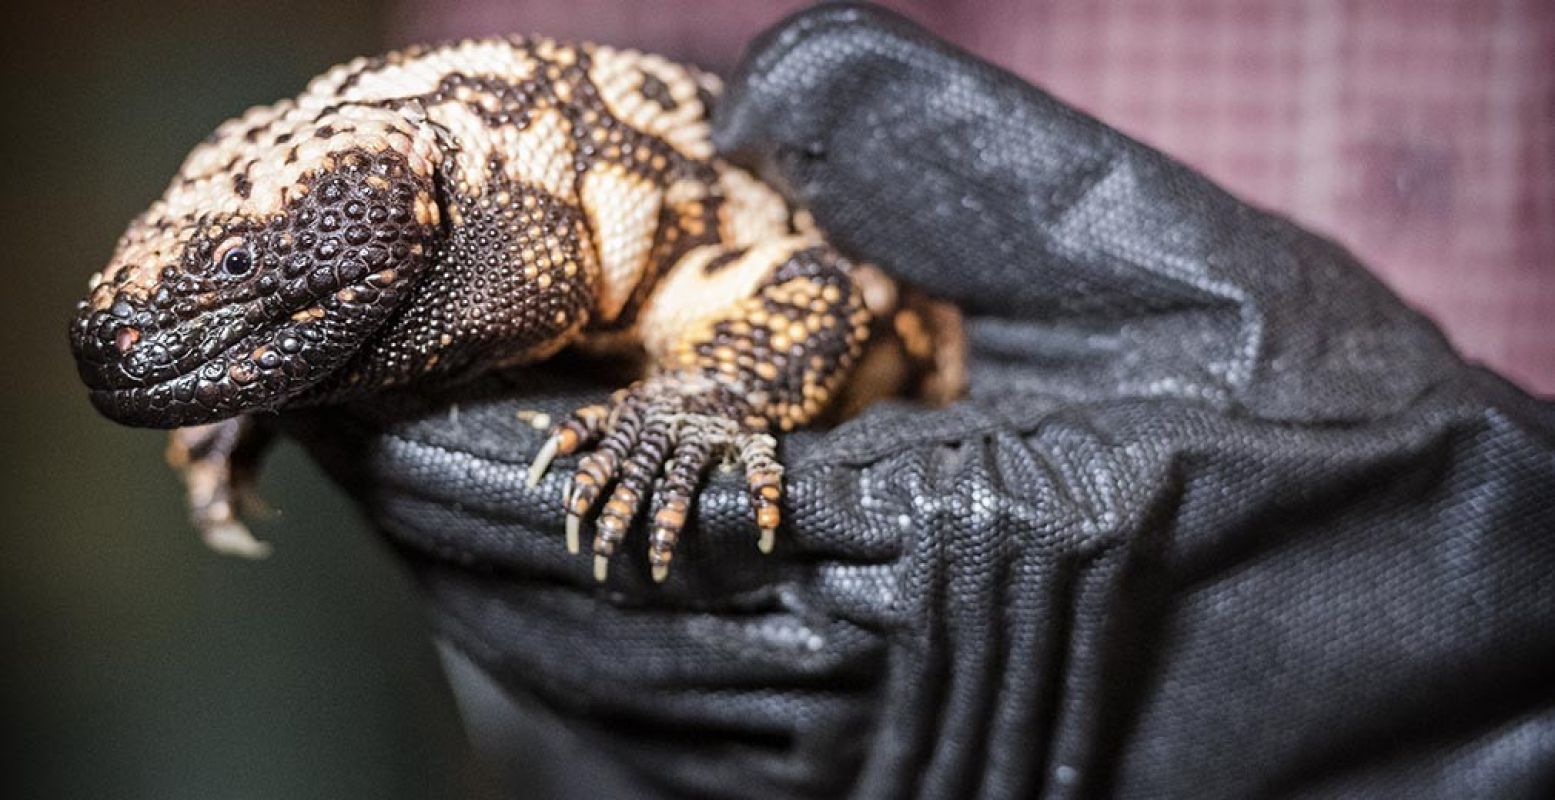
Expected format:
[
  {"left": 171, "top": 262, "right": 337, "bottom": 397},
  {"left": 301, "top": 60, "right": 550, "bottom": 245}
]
[{"left": 553, "top": 374, "right": 783, "bottom": 583}]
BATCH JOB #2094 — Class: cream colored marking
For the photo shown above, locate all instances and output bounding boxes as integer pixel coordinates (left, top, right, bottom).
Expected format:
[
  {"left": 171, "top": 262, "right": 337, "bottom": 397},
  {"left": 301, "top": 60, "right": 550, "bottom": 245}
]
[
  {"left": 180, "top": 101, "right": 292, "bottom": 180},
  {"left": 580, "top": 165, "right": 661, "bottom": 320},
  {"left": 413, "top": 192, "right": 439, "bottom": 226},
  {"left": 90, "top": 39, "right": 722, "bottom": 311},
  {"left": 93, "top": 104, "right": 441, "bottom": 308},
  {"left": 425, "top": 101, "right": 496, "bottom": 194},
  {"left": 303, "top": 56, "right": 371, "bottom": 102},
  {"left": 637, "top": 236, "right": 812, "bottom": 357},
  {"left": 715, "top": 167, "right": 795, "bottom": 247},
  {"left": 852, "top": 263, "right": 899, "bottom": 318},
  {"left": 695, "top": 70, "right": 723, "bottom": 98},
  {"left": 587, "top": 46, "right": 713, "bottom": 160},
  {"left": 663, "top": 177, "right": 707, "bottom": 207},
  {"left": 300, "top": 39, "right": 538, "bottom": 111},
  {"left": 500, "top": 107, "right": 575, "bottom": 196},
  {"left": 791, "top": 208, "right": 821, "bottom": 237}
]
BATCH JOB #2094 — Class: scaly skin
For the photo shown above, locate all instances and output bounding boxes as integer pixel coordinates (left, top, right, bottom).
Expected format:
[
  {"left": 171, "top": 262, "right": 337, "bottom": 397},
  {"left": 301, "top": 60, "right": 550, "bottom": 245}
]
[{"left": 69, "top": 37, "right": 959, "bottom": 581}]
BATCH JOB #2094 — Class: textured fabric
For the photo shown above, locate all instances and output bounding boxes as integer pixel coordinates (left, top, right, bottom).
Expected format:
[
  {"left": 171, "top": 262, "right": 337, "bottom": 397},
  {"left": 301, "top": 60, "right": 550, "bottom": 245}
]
[
  {"left": 293, "top": 5, "right": 1555, "bottom": 798},
  {"left": 393, "top": 0, "right": 1555, "bottom": 397},
  {"left": 915, "top": 0, "right": 1555, "bottom": 397}
]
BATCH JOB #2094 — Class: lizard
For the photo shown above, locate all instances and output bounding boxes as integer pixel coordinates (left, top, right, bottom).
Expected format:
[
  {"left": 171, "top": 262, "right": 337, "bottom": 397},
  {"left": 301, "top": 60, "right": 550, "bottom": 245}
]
[{"left": 69, "top": 36, "right": 964, "bottom": 583}]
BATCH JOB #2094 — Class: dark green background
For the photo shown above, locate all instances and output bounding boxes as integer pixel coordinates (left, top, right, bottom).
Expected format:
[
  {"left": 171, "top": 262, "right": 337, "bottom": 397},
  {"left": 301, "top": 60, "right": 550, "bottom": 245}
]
[{"left": 4, "top": 3, "right": 481, "bottom": 797}]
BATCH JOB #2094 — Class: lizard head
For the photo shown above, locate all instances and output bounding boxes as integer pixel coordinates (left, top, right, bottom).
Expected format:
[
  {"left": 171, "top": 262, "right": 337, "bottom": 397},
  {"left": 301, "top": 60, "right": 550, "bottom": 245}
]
[{"left": 71, "top": 103, "right": 444, "bottom": 427}]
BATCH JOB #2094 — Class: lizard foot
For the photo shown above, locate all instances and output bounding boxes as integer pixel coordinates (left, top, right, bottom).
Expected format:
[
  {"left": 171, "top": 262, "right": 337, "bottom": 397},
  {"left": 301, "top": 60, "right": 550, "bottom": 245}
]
[
  {"left": 166, "top": 418, "right": 275, "bottom": 558},
  {"left": 528, "top": 374, "right": 782, "bottom": 583}
]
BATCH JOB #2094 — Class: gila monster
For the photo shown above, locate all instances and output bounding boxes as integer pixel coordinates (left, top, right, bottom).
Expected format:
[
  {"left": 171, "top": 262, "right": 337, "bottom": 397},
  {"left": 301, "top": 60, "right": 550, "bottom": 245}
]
[{"left": 69, "top": 37, "right": 963, "bottom": 583}]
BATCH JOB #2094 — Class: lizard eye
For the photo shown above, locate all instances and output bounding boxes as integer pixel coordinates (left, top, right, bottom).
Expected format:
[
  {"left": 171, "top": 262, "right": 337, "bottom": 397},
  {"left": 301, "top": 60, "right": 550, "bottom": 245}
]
[{"left": 213, "top": 237, "right": 253, "bottom": 276}]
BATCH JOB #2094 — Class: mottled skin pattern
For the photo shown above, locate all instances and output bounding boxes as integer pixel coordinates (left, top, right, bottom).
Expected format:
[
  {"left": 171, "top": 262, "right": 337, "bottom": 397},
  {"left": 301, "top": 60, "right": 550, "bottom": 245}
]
[{"left": 70, "top": 37, "right": 962, "bottom": 580}]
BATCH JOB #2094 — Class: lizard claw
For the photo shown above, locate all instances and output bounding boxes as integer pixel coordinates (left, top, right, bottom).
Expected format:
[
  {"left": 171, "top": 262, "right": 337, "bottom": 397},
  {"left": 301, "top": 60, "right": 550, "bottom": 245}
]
[
  {"left": 200, "top": 519, "right": 273, "bottom": 559},
  {"left": 552, "top": 374, "right": 784, "bottom": 582},
  {"left": 565, "top": 514, "right": 581, "bottom": 555},
  {"left": 525, "top": 433, "right": 563, "bottom": 488},
  {"left": 526, "top": 408, "right": 599, "bottom": 487}
]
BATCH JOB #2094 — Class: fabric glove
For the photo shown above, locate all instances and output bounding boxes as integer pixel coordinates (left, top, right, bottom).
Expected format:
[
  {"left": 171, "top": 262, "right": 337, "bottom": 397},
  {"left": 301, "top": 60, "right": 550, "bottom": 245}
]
[{"left": 290, "top": 4, "right": 1555, "bottom": 798}]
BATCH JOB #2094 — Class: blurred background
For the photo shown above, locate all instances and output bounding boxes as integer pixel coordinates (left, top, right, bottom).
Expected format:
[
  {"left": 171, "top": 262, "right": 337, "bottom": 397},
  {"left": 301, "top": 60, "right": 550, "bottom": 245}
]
[{"left": 4, "top": 1, "right": 1550, "bottom": 798}]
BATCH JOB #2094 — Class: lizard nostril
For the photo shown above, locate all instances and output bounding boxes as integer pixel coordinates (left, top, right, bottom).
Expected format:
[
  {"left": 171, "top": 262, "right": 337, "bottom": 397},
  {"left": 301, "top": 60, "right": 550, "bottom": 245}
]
[{"left": 115, "top": 326, "right": 141, "bottom": 354}]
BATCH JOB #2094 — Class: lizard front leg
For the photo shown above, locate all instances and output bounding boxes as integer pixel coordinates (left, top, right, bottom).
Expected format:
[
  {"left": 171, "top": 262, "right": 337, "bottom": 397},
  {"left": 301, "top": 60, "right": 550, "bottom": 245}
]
[
  {"left": 165, "top": 416, "right": 276, "bottom": 558},
  {"left": 529, "top": 240, "right": 871, "bottom": 582}
]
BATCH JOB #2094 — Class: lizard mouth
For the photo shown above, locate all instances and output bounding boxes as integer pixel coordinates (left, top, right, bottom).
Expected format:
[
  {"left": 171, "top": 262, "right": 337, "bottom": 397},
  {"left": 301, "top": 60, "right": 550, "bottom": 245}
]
[{"left": 72, "top": 266, "right": 406, "bottom": 428}]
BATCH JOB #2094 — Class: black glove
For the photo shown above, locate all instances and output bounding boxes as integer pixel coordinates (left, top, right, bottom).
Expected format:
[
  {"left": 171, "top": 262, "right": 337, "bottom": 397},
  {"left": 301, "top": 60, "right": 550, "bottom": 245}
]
[{"left": 292, "top": 5, "right": 1555, "bottom": 798}]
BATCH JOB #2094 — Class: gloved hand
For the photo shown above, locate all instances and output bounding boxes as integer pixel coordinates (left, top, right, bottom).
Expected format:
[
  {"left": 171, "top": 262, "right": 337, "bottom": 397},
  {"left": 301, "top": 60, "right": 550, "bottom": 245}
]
[{"left": 290, "top": 4, "right": 1555, "bottom": 798}]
